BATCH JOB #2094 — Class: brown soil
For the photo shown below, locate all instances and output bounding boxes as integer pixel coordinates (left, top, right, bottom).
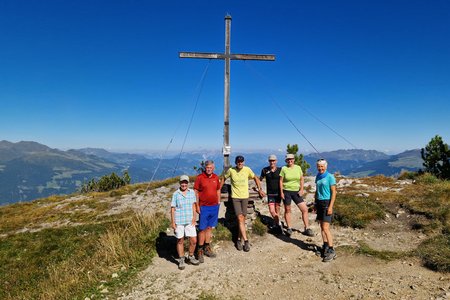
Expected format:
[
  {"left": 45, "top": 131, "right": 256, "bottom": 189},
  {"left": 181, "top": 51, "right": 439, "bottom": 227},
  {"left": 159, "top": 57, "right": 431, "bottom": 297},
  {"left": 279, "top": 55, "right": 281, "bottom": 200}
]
[{"left": 118, "top": 178, "right": 450, "bottom": 300}]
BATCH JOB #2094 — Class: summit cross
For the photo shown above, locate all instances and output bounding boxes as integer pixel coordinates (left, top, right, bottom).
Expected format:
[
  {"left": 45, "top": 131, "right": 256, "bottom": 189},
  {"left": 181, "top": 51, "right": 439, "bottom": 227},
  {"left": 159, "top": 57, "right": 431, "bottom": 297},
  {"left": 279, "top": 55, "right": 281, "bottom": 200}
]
[{"left": 179, "top": 15, "right": 275, "bottom": 170}]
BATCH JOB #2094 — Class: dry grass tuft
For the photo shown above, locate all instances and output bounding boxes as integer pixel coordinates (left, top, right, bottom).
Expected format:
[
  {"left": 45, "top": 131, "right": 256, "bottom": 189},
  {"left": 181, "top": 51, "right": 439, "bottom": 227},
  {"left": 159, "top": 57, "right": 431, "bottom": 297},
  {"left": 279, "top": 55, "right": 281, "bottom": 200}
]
[
  {"left": 334, "top": 195, "right": 385, "bottom": 228},
  {"left": 0, "top": 211, "right": 169, "bottom": 299}
]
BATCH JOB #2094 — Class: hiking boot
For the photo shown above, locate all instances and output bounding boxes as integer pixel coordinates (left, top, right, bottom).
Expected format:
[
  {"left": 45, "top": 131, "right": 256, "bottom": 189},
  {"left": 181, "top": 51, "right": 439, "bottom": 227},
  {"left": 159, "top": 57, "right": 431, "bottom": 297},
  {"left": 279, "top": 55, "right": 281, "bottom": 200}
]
[
  {"left": 243, "top": 240, "right": 250, "bottom": 252},
  {"left": 178, "top": 257, "right": 185, "bottom": 270},
  {"left": 187, "top": 255, "right": 200, "bottom": 265},
  {"left": 197, "top": 248, "right": 204, "bottom": 263},
  {"left": 235, "top": 239, "right": 243, "bottom": 251},
  {"left": 204, "top": 245, "right": 216, "bottom": 258},
  {"left": 322, "top": 248, "right": 336, "bottom": 262},
  {"left": 285, "top": 228, "right": 293, "bottom": 236},
  {"left": 303, "top": 228, "right": 314, "bottom": 237},
  {"left": 319, "top": 246, "right": 329, "bottom": 258}
]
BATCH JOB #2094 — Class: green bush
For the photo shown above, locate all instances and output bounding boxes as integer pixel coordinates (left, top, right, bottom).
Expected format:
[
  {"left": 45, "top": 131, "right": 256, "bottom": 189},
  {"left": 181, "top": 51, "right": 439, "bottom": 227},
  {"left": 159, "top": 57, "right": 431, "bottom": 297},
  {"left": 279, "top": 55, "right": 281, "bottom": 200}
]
[
  {"left": 213, "top": 223, "right": 232, "bottom": 241},
  {"left": 415, "top": 173, "right": 439, "bottom": 185},
  {"left": 80, "top": 171, "right": 131, "bottom": 193},
  {"left": 252, "top": 216, "right": 267, "bottom": 236},
  {"left": 398, "top": 171, "right": 418, "bottom": 180}
]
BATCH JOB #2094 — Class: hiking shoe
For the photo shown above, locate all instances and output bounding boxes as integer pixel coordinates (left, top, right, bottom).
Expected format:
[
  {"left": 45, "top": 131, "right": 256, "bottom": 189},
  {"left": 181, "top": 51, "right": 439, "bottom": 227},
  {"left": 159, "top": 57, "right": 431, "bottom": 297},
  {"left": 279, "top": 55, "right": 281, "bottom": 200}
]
[
  {"left": 243, "top": 240, "right": 250, "bottom": 252},
  {"left": 178, "top": 258, "right": 185, "bottom": 270},
  {"left": 323, "top": 248, "right": 336, "bottom": 262},
  {"left": 303, "top": 228, "right": 314, "bottom": 237},
  {"left": 235, "top": 240, "right": 243, "bottom": 251},
  {"left": 197, "top": 248, "right": 204, "bottom": 263},
  {"left": 285, "top": 228, "right": 293, "bottom": 236},
  {"left": 204, "top": 245, "right": 216, "bottom": 258},
  {"left": 319, "top": 246, "right": 330, "bottom": 258},
  {"left": 187, "top": 255, "right": 200, "bottom": 265}
]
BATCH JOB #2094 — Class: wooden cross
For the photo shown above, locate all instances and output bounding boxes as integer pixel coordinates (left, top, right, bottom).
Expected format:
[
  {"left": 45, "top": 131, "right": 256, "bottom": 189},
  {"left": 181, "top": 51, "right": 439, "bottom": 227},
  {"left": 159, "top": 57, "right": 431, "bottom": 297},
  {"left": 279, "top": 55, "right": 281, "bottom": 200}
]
[{"left": 179, "top": 15, "right": 275, "bottom": 170}]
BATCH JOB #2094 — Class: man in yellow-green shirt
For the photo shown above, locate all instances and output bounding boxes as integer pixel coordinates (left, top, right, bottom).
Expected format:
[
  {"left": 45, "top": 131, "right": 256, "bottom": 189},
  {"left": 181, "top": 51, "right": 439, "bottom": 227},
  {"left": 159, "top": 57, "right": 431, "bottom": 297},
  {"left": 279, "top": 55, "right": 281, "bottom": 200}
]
[{"left": 222, "top": 155, "right": 265, "bottom": 252}]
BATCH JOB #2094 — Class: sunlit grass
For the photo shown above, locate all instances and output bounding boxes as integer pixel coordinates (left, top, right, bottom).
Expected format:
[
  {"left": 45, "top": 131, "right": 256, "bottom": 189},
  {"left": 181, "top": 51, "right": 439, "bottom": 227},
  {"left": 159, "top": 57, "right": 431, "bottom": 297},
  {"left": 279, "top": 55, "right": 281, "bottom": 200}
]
[
  {"left": 0, "top": 212, "right": 169, "bottom": 300},
  {"left": 334, "top": 195, "right": 385, "bottom": 228}
]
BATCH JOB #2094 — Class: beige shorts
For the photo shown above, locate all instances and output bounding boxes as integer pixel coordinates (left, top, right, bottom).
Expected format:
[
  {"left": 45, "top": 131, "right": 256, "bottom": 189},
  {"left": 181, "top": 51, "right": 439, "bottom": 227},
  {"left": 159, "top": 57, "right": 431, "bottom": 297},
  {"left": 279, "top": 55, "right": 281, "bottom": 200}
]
[{"left": 175, "top": 224, "right": 197, "bottom": 239}]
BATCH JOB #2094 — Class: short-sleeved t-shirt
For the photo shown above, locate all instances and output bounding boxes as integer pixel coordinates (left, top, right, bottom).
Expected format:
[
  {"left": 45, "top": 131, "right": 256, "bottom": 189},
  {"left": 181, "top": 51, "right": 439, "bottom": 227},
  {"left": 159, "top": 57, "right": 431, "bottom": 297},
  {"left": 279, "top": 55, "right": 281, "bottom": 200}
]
[
  {"left": 280, "top": 165, "right": 303, "bottom": 192},
  {"left": 224, "top": 166, "right": 255, "bottom": 199},
  {"left": 315, "top": 173, "right": 336, "bottom": 200},
  {"left": 171, "top": 188, "right": 196, "bottom": 225},
  {"left": 260, "top": 166, "right": 281, "bottom": 196},
  {"left": 194, "top": 172, "right": 220, "bottom": 206}
]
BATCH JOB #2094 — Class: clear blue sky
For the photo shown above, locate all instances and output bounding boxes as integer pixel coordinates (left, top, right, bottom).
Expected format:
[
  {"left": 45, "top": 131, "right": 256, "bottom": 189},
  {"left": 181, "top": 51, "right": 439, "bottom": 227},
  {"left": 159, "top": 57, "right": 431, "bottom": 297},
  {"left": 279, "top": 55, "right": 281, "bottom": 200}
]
[{"left": 1, "top": 0, "right": 449, "bottom": 154}]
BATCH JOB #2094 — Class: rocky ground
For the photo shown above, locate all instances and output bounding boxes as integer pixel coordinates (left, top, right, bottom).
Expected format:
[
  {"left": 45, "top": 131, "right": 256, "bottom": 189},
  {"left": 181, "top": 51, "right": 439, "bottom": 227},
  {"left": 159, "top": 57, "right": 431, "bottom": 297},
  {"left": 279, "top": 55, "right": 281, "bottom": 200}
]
[{"left": 112, "top": 177, "right": 449, "bottom": 300}]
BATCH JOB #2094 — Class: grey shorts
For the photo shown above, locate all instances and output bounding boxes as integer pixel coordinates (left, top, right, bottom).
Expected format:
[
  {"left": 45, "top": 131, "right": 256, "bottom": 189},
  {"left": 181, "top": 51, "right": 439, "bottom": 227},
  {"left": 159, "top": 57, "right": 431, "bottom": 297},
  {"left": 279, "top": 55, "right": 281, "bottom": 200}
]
[
  {"left": 283, "top": 190, "right": 304, "bottom": 206},
  {"left": 232, "top": 198, "right": 248, "bottom": 216}
]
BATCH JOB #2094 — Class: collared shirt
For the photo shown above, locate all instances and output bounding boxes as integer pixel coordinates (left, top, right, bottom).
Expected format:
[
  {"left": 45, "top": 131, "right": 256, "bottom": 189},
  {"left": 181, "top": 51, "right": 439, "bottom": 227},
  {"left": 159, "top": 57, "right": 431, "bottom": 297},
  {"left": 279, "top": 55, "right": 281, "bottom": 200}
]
[
  {"left": 171, "top": 188, "right": 196, "bottom": 225},
  {"left": 194, "top": 172, "right": 220, "bottom": 206}
]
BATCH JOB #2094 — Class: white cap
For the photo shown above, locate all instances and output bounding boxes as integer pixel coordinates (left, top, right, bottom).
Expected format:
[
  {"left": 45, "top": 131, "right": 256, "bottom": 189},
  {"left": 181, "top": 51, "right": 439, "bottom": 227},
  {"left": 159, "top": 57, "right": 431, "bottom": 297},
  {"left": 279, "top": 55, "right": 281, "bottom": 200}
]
[
  {"left": 268, "top": 154, "right": 277, "bottom": 161},
  {"left": 179, "top": 175, "right": 189, "bottom": 182},
  {"left": 285, "top": 154, "right": 295, "bottom": 160}
]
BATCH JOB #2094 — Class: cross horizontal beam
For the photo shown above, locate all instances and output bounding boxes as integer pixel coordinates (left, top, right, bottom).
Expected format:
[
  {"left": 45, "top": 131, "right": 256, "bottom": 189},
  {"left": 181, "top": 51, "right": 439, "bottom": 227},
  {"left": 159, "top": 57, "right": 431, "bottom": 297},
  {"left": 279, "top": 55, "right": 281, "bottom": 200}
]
[{"left": 179, "top": 52, "right": 275, "bottom": 61}]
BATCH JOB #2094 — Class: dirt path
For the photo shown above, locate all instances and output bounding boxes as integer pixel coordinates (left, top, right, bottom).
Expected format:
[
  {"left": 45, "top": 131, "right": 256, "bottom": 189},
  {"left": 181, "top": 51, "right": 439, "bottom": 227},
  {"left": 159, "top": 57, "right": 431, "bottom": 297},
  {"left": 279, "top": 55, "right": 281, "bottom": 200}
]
[{"left": 118, "top": 183, "right": 450, "bottom": 300}]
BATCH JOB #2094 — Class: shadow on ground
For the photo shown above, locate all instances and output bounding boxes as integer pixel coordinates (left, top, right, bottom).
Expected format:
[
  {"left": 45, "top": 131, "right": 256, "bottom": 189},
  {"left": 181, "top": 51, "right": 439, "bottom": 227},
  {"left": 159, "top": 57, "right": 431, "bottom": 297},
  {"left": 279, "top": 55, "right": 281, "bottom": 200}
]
[{"left": 155, "top": 232, "right": 178, "bottom": 264}]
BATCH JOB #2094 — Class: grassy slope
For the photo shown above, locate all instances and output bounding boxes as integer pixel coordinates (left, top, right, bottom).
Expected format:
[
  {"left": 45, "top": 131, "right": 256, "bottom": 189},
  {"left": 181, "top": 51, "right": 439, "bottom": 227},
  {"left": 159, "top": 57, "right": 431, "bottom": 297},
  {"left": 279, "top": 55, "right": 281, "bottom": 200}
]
[
  {"left": 0, "top": 179, "right": 177, "bottom": 300},
  {"left": 0, "top": 175, "right": 448, "bottom": 299}
]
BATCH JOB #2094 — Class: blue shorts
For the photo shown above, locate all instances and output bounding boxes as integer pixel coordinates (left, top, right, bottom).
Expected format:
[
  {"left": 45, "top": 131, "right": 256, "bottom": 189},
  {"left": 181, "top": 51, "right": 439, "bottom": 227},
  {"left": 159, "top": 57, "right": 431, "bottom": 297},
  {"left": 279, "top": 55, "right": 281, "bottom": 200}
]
[{"left": 199, "top": 204, "right": 220, "bottom": 230}]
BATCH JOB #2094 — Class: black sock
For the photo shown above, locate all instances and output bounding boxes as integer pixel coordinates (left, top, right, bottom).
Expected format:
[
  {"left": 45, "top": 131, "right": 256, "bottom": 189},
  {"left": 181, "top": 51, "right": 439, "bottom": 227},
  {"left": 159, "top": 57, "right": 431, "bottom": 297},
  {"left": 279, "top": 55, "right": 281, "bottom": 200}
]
[
  {"left": 323, "top": 242, "right": 329, "bottom": 249},
  {"left": 199, "top": 244, "right": 204, "bottom": 250},
  {"left": 205, "top": 243, "right": 209, "bottom": 248}
]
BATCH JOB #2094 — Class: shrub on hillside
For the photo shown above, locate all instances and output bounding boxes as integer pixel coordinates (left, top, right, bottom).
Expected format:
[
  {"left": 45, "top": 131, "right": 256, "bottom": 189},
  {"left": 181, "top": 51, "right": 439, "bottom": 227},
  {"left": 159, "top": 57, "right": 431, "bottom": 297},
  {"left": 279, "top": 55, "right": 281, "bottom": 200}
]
[
  {"left": 398, "top": 170, "right": 418, "bottom": 180},
  {"left": 415, "top": 173, "right": 439, "bottom": 185},
  {"left": 80, "top": 171, "right": 131, "bottom": 193}
]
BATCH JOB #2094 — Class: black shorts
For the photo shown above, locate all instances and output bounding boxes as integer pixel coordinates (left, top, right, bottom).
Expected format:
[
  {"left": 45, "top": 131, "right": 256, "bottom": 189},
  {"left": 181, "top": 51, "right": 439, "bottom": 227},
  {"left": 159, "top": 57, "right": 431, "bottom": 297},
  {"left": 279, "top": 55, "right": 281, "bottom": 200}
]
[
  {"left": 283, "top": 190, "right": 304, "bottom": 206},
  {"left": 267, "top": 195, "right": 282, "bottom": 205},
  {"left": 316, "top": 200, "right": 332, "bottom": 223}
]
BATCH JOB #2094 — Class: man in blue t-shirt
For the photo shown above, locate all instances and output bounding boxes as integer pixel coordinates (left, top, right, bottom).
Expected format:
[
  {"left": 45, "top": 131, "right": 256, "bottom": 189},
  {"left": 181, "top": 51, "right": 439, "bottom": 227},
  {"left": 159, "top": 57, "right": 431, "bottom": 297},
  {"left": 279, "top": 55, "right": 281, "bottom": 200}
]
[{"left": 315, "top": 159, "right": 337, "bottom": 262}]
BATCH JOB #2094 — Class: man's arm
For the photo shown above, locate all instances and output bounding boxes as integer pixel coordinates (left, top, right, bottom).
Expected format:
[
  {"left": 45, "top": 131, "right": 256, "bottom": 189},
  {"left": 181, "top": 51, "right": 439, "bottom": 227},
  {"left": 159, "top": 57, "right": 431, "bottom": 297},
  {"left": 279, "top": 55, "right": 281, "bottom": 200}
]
[
  {"left": 253, "top": 176, "right": 265, "bottom": 198},
  {"left": 194, "top": 189, "right": 200, "bottom": 214},
  {"left": 279, "top": 176, "right": 284, "bottom": 199}
]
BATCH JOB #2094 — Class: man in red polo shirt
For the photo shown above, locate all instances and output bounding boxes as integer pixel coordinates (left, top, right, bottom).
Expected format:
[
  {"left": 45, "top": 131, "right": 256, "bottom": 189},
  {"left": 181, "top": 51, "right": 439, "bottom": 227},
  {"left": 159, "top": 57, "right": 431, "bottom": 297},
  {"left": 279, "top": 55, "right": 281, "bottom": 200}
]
[{"left": 194, "top": 160, "right": 221, "bottom": 263}]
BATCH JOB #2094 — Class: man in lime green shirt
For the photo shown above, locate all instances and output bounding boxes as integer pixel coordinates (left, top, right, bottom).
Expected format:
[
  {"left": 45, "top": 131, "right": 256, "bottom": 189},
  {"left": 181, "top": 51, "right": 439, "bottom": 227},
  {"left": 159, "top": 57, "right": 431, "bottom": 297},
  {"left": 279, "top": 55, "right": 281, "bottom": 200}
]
[{"left": 221, "top": 155, "right": 265, "bottom": 252}]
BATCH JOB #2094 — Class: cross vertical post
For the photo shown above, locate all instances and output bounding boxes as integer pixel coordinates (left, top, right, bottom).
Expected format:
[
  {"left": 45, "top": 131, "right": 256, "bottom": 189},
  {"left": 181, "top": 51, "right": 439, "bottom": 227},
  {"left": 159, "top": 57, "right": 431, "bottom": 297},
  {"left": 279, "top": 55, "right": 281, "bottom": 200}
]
[
  {"left": 179, "top": 15, "right": 275, "bottom": 171},
  {"left": 223, "top": 15, "right": 231, "bottom": 170}
]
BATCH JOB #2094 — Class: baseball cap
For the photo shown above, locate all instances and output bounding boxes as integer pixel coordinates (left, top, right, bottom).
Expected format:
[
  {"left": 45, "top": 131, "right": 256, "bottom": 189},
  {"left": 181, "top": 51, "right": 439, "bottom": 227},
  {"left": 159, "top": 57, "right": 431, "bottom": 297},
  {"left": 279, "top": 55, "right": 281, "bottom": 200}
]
[
  {"left": 268, "top": 154, "right": 277, "bottom": 161},
  {"left": 179, "top": 175, "right": 189, "bottom": 182},
  {"left": 285, "top": 154, "right": 295, "bottom": 160},
  {"left": 235, "top": 155, "right": 245, "bottom": 163}
]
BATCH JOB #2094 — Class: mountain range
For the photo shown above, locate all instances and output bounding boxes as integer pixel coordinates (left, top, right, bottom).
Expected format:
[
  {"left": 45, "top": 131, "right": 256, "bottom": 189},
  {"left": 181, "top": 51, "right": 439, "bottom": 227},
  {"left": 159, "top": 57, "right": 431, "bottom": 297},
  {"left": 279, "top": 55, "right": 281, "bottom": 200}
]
[{"left": 0, "top": 140, "right": 423, "bottom": 205}]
